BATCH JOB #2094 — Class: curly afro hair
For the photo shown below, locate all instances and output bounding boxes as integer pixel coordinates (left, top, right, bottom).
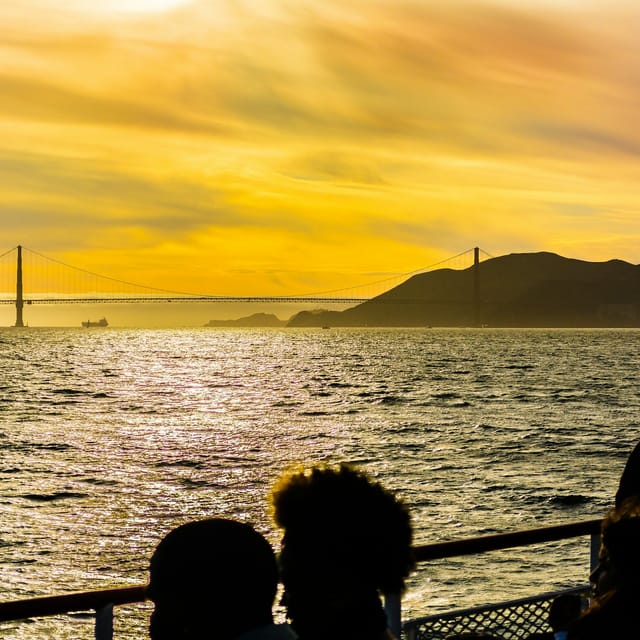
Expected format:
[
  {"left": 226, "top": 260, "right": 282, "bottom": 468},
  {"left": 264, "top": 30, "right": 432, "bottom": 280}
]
[{"left": 271, "top": 463, "right": 414, "bottom": 595}]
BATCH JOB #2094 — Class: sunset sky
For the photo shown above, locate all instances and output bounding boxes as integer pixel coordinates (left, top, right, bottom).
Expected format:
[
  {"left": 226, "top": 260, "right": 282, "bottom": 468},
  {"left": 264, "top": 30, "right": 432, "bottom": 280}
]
[{"left": 1, "top": 0, "right": 639, "bottom": 312}]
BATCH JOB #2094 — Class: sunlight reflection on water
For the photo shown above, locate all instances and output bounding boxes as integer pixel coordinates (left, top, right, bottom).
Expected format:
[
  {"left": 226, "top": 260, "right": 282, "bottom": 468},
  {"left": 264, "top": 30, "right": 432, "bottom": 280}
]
[{"left": 0, "top": 327, "right": 638, "bottom": 638}]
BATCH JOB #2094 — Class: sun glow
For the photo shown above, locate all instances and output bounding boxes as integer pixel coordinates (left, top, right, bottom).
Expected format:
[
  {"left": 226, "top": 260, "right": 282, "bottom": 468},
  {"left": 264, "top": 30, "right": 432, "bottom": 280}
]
[
  {"left": 99, "top": 0, "right": 191, "bottom": 14},
  {"left": 3, "top": 0, "right": 640, "bottom": 319}
]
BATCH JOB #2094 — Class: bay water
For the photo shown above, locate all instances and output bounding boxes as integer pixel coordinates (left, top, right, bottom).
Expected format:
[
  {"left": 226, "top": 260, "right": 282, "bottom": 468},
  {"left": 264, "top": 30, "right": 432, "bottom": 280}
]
[{"left": 1, "top": 327, "right": 639, "bottom": 638}]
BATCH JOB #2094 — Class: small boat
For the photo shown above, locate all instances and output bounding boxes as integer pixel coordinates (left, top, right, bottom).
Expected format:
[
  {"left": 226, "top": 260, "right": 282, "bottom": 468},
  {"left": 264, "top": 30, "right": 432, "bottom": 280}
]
[{"left": 81, "top": 318, "right": 108, "bottom": 328}]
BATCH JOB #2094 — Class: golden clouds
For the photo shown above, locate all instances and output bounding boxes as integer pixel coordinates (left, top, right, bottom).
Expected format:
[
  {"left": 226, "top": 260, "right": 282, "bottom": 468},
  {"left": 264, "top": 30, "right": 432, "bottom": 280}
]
[{"left": 1, "top": 0, "right": 639, "bottom": 304}]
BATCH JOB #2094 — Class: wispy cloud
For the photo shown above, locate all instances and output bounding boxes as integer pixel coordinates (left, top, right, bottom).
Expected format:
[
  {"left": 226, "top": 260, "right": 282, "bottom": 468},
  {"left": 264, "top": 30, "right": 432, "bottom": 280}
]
[{"left": 1, "top": 0, "right": 639, "bottom": 296}]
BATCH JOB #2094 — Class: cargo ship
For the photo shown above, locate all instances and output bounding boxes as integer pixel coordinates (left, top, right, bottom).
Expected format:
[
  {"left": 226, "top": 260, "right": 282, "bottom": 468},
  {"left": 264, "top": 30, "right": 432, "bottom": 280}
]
[{"left": 81, "top": 318, "right": 108, "bottom": 328}]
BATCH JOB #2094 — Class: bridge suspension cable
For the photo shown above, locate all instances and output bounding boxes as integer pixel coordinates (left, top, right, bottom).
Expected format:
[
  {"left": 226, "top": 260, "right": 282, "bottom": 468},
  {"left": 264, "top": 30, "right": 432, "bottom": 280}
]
[
  {"left": 294, "top": 248, "right": 480, "bottom": 298},
  {"left": 0, "top": 245, "right": 488, "bottom": 304}
]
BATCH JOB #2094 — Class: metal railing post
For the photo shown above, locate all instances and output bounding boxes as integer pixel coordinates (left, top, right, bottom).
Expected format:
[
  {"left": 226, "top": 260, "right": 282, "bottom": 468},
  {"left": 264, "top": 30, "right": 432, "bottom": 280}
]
[
  {"left": 95, "top": 603, "right": 114, "bottom": 640},
  {"left": 405, "top": 624, "right": 417, "bottom": 640},
  {"left": 384, "top": 592, "right": 401, "bottom": 639},
  {"left": 590, "top": 532, "right": 601, "bottom": 574}
]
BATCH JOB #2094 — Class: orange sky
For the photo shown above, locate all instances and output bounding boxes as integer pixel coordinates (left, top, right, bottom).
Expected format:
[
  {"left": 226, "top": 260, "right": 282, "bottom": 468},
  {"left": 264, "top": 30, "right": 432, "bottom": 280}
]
[{"left": 1, "top": 0, "right": 639, "bottom": 307}]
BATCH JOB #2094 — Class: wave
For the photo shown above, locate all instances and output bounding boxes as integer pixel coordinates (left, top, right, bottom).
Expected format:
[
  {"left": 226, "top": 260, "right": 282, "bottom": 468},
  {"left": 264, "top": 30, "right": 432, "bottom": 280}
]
[
  {"left": 179, "top": 478, "right": 213, "bottom": 488},
  {"left": 121, "top": 405, "right": 160, "bottom": 413},
  {"left": 20, "top": 492, "right": 88, "bottom": 502},
  {"left": 376, "top": 395, "right": 406, "bottom": 405},
  {"left": 386, "top": 423, "right": 427, "bottom": 434},
  {"left": 51, "top": 388, "right": 91, "bottom": 396},
  {"left": 521, "top": 493, "right": 593, "bottom": 508},
  {"left": 547, "top": 494, "right": 592, "bottom": 507},
  {"left": 155, "top": 460, "right": 206, "bottom": 469},
  {"left": 2, "top": 441, "right": 73, "bottom": 453},
  {"left": 272, "top": 400, "right": 304, "bottom": 407},
  {"left": 82, "top": 477, "right": 118, "bottom": 486},
  {"left": 432, "top": 392, "right": 460, "bottom": 400}
]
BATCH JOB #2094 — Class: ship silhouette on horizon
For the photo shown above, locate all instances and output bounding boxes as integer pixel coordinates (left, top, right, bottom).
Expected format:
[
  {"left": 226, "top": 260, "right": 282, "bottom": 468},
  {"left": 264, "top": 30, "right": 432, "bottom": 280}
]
[{"left": 81, "top": 317, "right": 108, "bottom": 328}]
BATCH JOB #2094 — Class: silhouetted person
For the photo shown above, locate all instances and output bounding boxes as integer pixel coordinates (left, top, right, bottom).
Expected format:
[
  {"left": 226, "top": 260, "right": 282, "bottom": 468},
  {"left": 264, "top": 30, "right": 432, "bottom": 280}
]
[
  {"left": 568, "top": 497, "right": 640, "bottom": 639},
  {"left": 147, "top": 518, "right": 296, "bottom": 640},
  {"left": 583, "top": 440, "right": 640, "bottom": 599},
  {"left": 615, "top": 440, "right": 640, "bottom": 508},
  {"left": 271, "top": 463, "right": 414, "bottom": 640},
  {"left": 548, "top": 593, "right": 582, "bottom": 639},
  {"left": 527, "top": 593, "right": 583, "bottom": 640}
]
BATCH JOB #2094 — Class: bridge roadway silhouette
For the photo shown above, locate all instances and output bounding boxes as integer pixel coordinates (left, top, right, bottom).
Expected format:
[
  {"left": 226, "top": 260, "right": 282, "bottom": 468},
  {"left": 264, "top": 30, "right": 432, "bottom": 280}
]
[
  {"left": 0, "top": 245, "right": 486, "bottom": 326},
  {"left": 2, "top": 295, "right": 369, "bottom": 304},
  {"left": 0, "top": 294, "right": 369, "bottom": 304}
]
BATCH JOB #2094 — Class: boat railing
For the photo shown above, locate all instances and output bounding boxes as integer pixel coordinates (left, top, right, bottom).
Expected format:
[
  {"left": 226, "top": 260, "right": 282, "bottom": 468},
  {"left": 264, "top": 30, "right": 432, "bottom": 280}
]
[{"left": 0, "top": 517, "right": 603, "bottom": 640}]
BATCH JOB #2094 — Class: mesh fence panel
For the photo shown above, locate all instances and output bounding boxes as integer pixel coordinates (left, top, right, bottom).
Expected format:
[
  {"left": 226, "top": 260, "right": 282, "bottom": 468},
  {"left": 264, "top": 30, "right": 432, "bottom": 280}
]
[{"left": 403, "top": 586, "right": 590, "bottom": 640}]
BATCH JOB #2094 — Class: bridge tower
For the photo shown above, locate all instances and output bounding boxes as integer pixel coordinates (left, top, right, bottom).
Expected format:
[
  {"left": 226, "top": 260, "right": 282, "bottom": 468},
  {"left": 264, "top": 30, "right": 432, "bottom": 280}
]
[
  {"left": 15, "top": 245, "right": 24, "bottom": 327},
  {"left": 473, "top": 246, "right": 480, "bottom": 327}
]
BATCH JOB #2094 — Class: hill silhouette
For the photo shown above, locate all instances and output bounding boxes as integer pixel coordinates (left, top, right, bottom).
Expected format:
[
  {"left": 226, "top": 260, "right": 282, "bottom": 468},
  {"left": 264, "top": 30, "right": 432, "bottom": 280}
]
[
  {"left": 205, "top": 312, "right": 286, "bottom": 327},
  {"left": 287, "top": 252, "right": 640, "bottom": 327}
]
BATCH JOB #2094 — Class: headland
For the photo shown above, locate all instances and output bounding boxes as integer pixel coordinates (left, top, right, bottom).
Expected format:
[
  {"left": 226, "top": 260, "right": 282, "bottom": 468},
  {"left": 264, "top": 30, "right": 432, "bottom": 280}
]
[{"left": 206, "top": 252, "right": 640, "bottom": 328}]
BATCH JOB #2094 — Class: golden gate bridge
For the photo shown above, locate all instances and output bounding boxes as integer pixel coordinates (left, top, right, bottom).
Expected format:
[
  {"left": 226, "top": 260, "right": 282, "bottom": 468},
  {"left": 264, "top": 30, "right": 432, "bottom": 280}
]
[{"left": 0, "top": 245, "right": 490, "bottom": 327}]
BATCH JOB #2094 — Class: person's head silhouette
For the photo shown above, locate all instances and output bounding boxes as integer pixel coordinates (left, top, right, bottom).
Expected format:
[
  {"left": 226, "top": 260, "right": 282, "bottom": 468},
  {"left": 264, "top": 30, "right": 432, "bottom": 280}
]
[
  {"left": 569, "top": 497, "right": 640, "bottom": 640},
  {"left": 271, "top": 463, "right": 413, "bottom": 640},
  {"left": 615, "top": 441, "right": 640, "bottom": 508},
  {"left": 147, "top": 518, "right": 280, "bottom": 640}
]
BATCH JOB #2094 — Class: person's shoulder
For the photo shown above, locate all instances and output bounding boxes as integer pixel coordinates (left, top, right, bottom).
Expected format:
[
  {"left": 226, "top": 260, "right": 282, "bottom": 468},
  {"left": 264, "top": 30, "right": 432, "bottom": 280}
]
[{"left": 568, "top": 591, "right": 636, "bottom": 640}]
